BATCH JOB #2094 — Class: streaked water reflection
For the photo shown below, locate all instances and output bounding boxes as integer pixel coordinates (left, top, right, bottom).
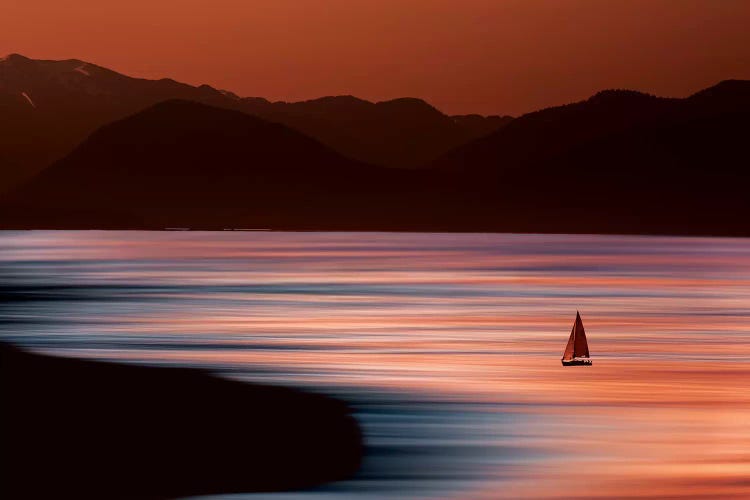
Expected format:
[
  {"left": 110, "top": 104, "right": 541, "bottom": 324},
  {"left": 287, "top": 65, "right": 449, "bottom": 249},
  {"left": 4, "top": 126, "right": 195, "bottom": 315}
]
[{"left": 1, "top": 231, "right": 749, "bottom": 499}]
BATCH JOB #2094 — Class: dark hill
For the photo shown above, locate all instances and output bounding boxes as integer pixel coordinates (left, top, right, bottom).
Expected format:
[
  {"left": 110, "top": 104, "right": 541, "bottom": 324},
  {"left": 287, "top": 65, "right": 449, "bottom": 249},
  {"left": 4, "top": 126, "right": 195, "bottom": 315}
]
[
  {"left": 1, "top": 100, "right": 429, "bottom": 229},
  {"left": 241, "top": 95, "right": 513, "bottom": 169},
  {"left": 0, "top": 54, "right": 234, "bottom": 192},
  {"left": 3, "top": 81, "right": 749, "bottom": 235},
  {"left": 451, "top": 113, "right": 514, "bottom": 138},
  {"left": 434, "top": 80, "right": 750, "bottom": 174},
  {"left": 1, "top": 342, "right": 362, "bottom": 499},
  {"left": 453, "top": 110, "right": 750, "bottom": 235},
  {"left": 0, "top": 54, "right": 507, "bottom": 192},
  {"left": 430, "top": 80, "right": 750, "bottom": 235},
  {"left": 434, "top": 89, "right": 679, "bottom": 173},
  {"left": 688, "top": 79, "right": 750, "bottom": 110}
]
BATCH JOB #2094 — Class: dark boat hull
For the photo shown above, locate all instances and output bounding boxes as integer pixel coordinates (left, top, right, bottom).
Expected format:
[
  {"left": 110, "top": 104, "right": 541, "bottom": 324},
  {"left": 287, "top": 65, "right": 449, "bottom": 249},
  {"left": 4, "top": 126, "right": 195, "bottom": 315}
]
[{"left": 561, "top": 359, "right": 592, "bottom": 366}]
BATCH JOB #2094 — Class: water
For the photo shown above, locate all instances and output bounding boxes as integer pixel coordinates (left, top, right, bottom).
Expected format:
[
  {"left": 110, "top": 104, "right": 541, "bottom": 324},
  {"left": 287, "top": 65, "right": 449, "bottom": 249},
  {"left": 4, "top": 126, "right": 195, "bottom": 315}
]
[{"left": 1, "top": 231, "right": 749, "bottom": 499}]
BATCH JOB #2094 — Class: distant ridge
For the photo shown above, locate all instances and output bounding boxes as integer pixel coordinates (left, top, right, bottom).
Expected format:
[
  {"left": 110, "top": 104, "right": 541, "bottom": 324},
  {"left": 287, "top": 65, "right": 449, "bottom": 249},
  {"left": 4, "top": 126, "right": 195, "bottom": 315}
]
[
  {"left": 427, "top": 79, "right": 750, "bottom": 235},
  {"left": 2, "top": 54, "right": 749, "bottom": 235},
  {"left": 2, "top": 99, "right": 428, "bottom": 229},
  {"left": 239, "top": 94, "right": 512, "bottom": 169},
  {"left": 0, "top": 54, "right": 234, "bottom": 192},
  {"left": 434, "top": 87, "right": 678, "bottom": 173},
  {"left": 0, "top": 54, "right": 509, "bottom": 192},
  {"left": 3, "top": 79, "right": 750, "bottom": 235},
  {"left": 433, "top": 79, "right": 750, "bottom": 172}
]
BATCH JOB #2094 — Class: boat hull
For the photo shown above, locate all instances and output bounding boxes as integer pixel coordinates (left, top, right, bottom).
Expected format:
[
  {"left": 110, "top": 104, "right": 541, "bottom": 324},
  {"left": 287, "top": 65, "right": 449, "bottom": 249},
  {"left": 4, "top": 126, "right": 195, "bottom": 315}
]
[{"left": 561, "top": 359, "right": 592, "bottom": 366}]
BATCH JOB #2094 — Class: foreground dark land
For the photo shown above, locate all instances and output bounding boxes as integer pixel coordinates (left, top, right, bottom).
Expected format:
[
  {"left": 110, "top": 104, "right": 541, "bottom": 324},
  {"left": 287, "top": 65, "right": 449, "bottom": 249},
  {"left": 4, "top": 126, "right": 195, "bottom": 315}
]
[{"left": 1, "top": 343, "right": 363, "bottom": 499}]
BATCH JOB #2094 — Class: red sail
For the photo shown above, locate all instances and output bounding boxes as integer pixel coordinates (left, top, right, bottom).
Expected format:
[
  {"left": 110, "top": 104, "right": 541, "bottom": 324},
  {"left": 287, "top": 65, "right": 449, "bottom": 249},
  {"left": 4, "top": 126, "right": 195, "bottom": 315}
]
[
  {"left": 562, "top": 311, "right": 590, "bottom": 360},
  {"left": 562, "top": 326, "right": 576, "bottom": 361},
  {"left": 572, "top": 312, "right": 590, "bottom": 358}
]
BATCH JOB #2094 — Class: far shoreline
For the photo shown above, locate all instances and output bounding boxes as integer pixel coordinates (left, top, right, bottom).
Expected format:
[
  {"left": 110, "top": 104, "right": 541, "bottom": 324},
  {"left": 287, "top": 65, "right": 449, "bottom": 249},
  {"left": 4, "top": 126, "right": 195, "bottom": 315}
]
[{"left": 1, "top": 227, "right": 749, "bottom": 239}]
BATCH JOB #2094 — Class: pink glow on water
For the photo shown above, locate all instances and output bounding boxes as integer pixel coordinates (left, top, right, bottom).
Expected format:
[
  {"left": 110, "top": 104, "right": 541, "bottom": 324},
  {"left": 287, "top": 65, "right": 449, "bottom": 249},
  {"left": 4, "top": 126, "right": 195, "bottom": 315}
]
[{"left": 1, "top": 231, "right": 749, "bottom": 498}]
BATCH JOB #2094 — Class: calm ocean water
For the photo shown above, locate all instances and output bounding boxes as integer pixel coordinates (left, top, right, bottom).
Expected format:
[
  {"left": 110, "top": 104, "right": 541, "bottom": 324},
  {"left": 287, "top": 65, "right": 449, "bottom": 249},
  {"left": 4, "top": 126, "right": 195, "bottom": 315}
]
[{"left": 2, "top": 231, "right": 749, "bottom": 499}]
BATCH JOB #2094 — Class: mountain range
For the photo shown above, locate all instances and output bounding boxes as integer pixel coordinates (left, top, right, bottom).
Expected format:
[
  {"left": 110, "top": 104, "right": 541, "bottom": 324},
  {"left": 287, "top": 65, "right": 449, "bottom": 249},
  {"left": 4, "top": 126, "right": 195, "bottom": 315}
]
[
  {"left": 1, "top": 53, "right": 749, "bottom": 235},
  {"left": 3, "top": 99, "right": 435, "bottom": 229},
  {"left": 431, "top": 79, "right": 750, "bottom": 235},
  {"left": 0, "top": 54, "right": 509, "bottom": 192}
]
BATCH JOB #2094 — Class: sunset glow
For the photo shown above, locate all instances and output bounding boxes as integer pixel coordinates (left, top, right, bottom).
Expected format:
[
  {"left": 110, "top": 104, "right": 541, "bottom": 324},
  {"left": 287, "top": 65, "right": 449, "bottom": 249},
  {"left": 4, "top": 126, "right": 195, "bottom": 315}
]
[
  {"left": 3, "top": 0, "right": 750, "bottom": 495},
  {"left": 3, "top": 0, "right": 749, "bottom": 114}
]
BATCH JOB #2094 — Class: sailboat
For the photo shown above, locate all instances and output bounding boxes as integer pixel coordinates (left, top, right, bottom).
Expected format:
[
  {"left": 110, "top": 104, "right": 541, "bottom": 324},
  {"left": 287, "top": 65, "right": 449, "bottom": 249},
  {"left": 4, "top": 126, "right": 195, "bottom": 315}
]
[{"left": 561, "top": 311, "right": 592, "bottom": 366}]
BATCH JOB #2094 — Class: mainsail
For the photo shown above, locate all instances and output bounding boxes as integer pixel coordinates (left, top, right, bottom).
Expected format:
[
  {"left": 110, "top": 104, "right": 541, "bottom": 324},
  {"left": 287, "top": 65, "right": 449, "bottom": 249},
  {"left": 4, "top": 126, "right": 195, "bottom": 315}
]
[{"left": 562, "top": 311, "right": 590, "bottom": 361}]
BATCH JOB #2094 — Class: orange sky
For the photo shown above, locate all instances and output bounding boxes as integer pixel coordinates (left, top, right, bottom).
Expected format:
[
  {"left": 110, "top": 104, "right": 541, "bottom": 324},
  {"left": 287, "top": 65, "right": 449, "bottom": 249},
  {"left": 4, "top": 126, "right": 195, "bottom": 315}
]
[{"left": 3, "top": 0, "right": 749, "bottom": 115}]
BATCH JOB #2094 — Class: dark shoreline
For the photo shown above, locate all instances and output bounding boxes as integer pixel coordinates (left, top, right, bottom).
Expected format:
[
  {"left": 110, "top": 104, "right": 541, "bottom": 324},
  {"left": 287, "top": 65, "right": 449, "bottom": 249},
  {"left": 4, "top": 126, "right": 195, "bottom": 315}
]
[
  {"left": 1, "top": 227, "right": 749, "bottom": 239},
  {"left": 1, "top": 343, "right": 363, "bottom": 499}
]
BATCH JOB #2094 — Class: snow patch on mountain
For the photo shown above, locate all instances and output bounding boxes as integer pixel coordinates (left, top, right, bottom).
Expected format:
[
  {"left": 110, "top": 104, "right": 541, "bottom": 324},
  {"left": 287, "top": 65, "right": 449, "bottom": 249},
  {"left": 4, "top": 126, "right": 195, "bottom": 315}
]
[
  {"left": 74, "top": 64, "right": 91, "bottom": 76},
  {"left": 21, "top": 92, "right": 36, "bottom": 108},
  {"left": 219, "top": 89, "right": 241, "bottom": 100}
]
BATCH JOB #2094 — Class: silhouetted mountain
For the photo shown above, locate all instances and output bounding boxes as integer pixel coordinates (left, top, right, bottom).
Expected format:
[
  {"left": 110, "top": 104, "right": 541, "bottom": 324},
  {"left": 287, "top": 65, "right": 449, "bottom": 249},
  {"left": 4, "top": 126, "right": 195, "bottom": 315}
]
[
  {"left": 1, "top": 342, "right": 362, "bottom": 499},
  {"left": 688, "top": 79, "right": 750, "bottom": 110},
  {"left": 0, "top": 54, "right": 507, "bottom": 192},
  {"left": 434, "top": 89, "right": 677, "bottom": 173},
  {"left": 1, "top": 100, "right": 431, "bottom": 229},
  {"left": 451, "top": 113, "right": 514, "bottom": 138},
  {"left": 3, "top": 80, "right": 749, "bottom": 235},
  {"left": 429, "top": 80, "right": 750, "bottom": 235},
  {"left": 0, "top": 54, "right": 234, "bottom": 192},
  {"left": 434, "top": 80, "right": 750, "bottom": 173},
  {"left": 450, "top": 110, "right": 750, "bottom": 235},
  {"left": 241, "top": 95, "right": 513, "bottom": 169}
]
